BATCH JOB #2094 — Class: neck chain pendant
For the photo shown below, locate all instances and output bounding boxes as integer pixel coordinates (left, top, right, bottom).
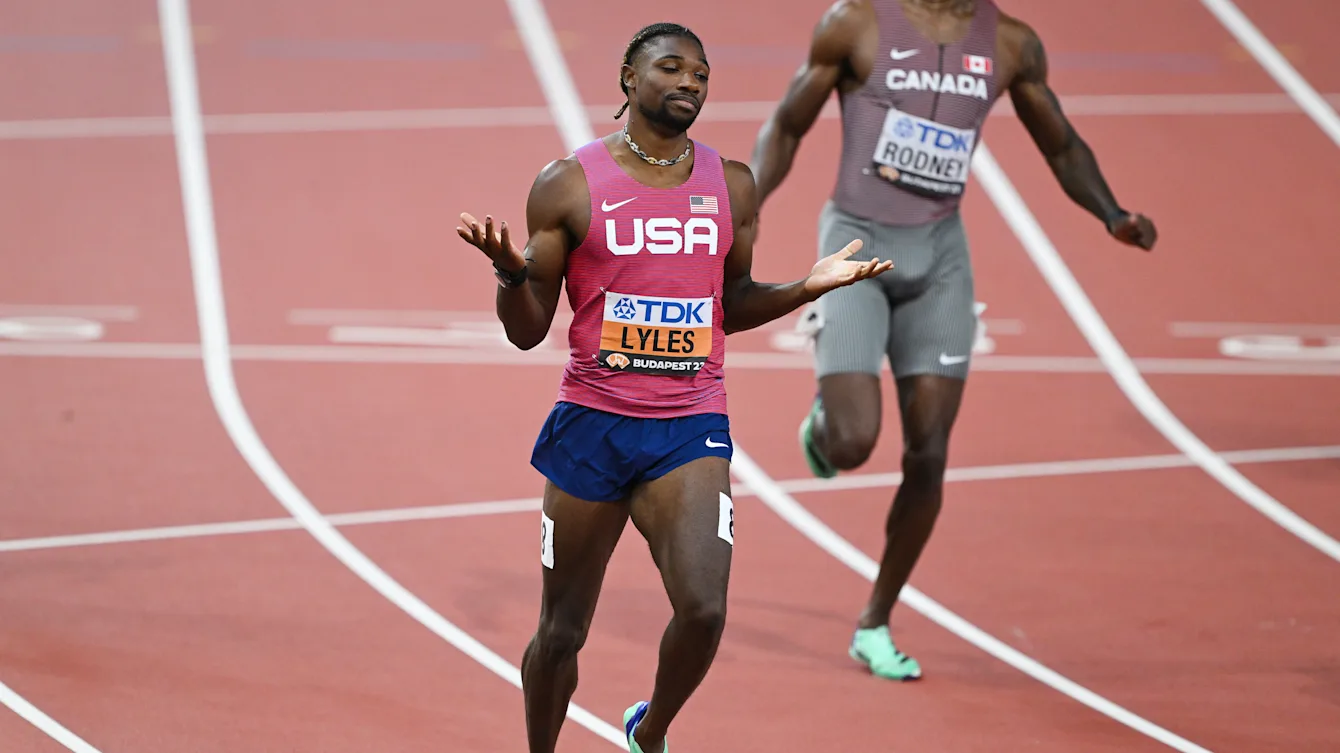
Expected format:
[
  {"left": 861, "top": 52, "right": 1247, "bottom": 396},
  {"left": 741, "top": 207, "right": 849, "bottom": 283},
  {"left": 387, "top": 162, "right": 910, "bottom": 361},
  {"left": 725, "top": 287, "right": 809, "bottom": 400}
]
[{"left": 623, "top": 123, "right": 692, "bottom": 166}]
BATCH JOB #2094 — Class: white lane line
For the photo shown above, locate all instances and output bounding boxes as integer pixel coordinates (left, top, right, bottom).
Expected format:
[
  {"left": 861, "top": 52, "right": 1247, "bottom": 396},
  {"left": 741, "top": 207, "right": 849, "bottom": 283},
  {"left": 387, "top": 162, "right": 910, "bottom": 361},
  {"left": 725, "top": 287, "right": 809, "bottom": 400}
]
[
  {"left": 1170, "top": 321, "right": 1340, "bottom": 338},
  {"left": 5, "top": 93, "right": 1340, "bottom": 140},
  {"left": 5, "top": 340, "right": 1340, "bottom": 376},
  {"left": 0, "top": 304, "right": 138, "bottom": 321},
  {"left": 156, "top": 2, "right": 629, "bottom": 749},
  {"left": 512, "top": 1, "right": 1216, "bottom": 750},
  {"left": 780, "top": 443, "right": 1340, "bottom": 495},
  {"left": 730, "top": 448, "right": 1213, "bottom": 753},
  {"left": 4, "top": 444, "right": 1336, "bottom": 556},
  {"left": 287, "top": 308, "right": 575, "bottom": 326},
  {"left": 0, "top": 681, "right": 102, "bottom": 753},
  {"left": 1198, "top": 0, "right": 1340, "bottom": 148},
  {"left": 0, "top": 517, "right": 304, "bottom": 553},
  {"left": 970, "top": 144, "right": 1340, "bottom": 564}
]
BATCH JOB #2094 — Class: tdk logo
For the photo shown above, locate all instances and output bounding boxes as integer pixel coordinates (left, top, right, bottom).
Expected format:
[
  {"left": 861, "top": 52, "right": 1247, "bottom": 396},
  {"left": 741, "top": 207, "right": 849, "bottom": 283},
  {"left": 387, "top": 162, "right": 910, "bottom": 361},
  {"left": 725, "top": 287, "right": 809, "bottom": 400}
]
[
  {"left": 899, "top": 117, "right": 974, "bottom": 153},
  {"left": 629, "top": 298, "right": 707, "bottom": 325}
]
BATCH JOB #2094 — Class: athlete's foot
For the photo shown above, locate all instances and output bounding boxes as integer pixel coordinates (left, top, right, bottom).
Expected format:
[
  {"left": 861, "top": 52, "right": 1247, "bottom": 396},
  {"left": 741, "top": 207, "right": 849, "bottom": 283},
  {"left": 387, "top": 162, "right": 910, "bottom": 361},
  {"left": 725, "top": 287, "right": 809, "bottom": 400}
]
[
  {"left": 799, "top": 396, "right": 838, "bottom": 479},
  {"left": 624, "top": 702, "right": 668, "bottom": 753},
  {"left": 849, "top": 625, "right": 922, "bottom": 681}
]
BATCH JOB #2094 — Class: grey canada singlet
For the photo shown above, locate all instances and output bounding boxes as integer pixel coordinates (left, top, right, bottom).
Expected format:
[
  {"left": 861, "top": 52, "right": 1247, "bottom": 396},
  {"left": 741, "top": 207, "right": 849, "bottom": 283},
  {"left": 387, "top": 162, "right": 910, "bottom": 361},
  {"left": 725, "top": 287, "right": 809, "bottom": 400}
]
[{"left": 831, "top": 0, "right": 1002, "bottom": 226}]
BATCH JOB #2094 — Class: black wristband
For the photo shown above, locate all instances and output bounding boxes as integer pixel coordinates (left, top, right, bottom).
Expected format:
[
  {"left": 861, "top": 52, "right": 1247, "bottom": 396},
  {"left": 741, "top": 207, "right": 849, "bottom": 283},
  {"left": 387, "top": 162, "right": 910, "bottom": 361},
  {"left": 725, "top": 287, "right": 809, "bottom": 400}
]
[
  {"left": 1104, "top": 207, "right": 1129, "bottom": 229},
  {"left": 494, "top": 262, "right": 528, "bottom": 288}
]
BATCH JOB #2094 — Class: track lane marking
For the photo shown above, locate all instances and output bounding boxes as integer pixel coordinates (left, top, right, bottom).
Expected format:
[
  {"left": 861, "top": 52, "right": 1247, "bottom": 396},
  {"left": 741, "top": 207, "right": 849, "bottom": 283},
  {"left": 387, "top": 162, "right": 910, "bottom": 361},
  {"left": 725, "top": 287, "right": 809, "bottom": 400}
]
[
  {"left": 3, "top": 444, "right": 1336, "bottom": 555},
  {"left": 511, "top": 0, "right": 1217, "bottom": 749},
  {"left": 1197, "top": 0, "right": 1340, "bottom": 147},
  {"left": 4, "top": 340, "right": 1340, "bottom": 375},
  {"left": 156, "top": 1, "right": 630, "bottom": 748},
  {"left": 6, "top": 92, "right": 1340, "bottom": 140},
  {"left": 0, "top": 682, "right": 103, "bottom": 753},
  {"left": 971, "top": 144, "right": 1340, "bottom": 564}
]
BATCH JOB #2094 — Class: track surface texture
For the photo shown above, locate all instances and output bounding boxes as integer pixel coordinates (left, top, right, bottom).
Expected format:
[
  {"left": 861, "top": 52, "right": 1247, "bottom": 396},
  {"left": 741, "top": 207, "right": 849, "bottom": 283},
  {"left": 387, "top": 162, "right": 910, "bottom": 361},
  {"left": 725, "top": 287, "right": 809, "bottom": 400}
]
[{"left": 3, "top": 0, "right": 1338, "bottom": 751}]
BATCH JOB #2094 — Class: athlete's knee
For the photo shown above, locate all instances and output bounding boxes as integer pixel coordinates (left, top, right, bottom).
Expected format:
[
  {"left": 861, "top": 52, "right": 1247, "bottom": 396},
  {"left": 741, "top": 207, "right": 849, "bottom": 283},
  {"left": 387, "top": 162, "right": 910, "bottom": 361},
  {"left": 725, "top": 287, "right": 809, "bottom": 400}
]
[
  {"left": 817, "top": 377, "right": 882, "bottom": 469},
  {"left": 823, "top": 411, "right": 879, "bottom": 469},
  {"left": 670, "top": 573, "right": 734, "bottom": 637},
  {"left": 901, "top": 439, "right": 948, "bottom": 489},
  {"left": 672, "top": 588, "right": 728, "bottom": 641},
  {"left": 532, "top": 611, "right": 590, "bottom": 662}
]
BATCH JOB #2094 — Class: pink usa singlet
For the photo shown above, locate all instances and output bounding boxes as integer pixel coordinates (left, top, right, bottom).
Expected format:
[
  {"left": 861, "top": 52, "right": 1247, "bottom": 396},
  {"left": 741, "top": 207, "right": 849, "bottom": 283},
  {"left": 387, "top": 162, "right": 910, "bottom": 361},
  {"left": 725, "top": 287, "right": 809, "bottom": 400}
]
[{"left": 555, "top": 137, "right": 735, "bottom": 419}]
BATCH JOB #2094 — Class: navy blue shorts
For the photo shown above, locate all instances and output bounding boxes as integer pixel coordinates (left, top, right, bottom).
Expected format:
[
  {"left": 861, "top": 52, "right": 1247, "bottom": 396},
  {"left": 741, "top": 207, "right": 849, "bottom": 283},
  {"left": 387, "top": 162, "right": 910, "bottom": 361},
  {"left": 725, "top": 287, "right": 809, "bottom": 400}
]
[{"left": 530, "top": 401, "right": 733, "bottom": 502}]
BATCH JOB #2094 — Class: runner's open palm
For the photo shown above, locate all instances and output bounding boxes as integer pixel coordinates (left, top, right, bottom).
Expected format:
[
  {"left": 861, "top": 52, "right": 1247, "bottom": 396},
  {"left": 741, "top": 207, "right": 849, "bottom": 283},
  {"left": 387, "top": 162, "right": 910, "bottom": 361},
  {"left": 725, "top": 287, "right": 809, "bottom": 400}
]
[
  {"left": 803, "top": 239, "right": 892, "bottom": 297},
  {"left": 457, "top": 212, "right": 526, "bottom": 271}
]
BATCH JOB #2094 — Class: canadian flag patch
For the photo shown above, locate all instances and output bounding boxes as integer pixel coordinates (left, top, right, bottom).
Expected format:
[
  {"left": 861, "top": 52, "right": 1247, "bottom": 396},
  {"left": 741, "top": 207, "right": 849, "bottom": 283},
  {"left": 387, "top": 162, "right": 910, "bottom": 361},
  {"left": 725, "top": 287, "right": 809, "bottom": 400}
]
[{"left": 963, "top": 54, "right": 993, "bottom": 75}]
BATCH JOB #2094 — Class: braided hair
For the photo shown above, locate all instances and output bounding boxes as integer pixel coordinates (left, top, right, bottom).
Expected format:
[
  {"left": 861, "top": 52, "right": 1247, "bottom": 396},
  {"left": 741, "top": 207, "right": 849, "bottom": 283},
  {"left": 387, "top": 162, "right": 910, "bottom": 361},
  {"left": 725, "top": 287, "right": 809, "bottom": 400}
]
[{"left": 614, "top": 22, "right": 706, "bottom": 119}]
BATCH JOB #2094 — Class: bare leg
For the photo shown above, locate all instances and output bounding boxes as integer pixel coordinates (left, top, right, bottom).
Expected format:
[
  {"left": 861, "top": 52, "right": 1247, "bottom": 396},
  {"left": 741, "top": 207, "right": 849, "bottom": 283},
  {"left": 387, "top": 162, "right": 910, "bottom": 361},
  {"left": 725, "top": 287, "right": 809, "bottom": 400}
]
[
  {"left": 521, "top": 481, "right": 630, "bottom": 753},
  {"left": 624, "top": 456, "right": 733, "bottom": 753},
  {"left": 810, "top": 371, "right": 883, "bottom": 470},
  {"left": 858, "top": 373, "right": 965, "bottom": 629}
]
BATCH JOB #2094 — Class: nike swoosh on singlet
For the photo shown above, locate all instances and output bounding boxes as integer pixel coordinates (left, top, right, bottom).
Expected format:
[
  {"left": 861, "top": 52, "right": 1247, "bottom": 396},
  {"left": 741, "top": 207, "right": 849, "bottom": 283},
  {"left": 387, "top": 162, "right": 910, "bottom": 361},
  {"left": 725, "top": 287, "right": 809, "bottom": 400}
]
[
  {"left": 889, "top": 48, "right": 919, "bottom": 60},
  {"left": 601, "top": 197, "right": 637, "bottom": 211}
]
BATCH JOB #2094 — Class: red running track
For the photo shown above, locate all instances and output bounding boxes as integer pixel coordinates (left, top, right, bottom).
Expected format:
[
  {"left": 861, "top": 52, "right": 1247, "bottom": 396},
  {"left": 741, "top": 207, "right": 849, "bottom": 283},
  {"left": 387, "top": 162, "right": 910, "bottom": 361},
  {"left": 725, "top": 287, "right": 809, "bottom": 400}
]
[{"left": 2, "top": 0, "right": 1338, "bottom": 751}]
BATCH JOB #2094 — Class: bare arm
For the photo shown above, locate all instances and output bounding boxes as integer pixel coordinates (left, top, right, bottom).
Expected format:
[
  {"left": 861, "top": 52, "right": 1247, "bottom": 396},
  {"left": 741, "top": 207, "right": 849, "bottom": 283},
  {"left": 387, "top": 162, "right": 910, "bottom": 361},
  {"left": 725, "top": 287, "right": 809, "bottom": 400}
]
[
  {"left": 1006, "top": 19, "right": 1157, "bottom": 249},
  {"left": 721, "top": 161, "right": 815, "bottom": 334},
  {"left": 750, "top": 0, "right": 866, "bottom": 210},
  {"left": 721, "top": 160, "right": 890, "bottom": 335},
  {"left": 456, "top": 158, "right": 583, "bottom": 349}
]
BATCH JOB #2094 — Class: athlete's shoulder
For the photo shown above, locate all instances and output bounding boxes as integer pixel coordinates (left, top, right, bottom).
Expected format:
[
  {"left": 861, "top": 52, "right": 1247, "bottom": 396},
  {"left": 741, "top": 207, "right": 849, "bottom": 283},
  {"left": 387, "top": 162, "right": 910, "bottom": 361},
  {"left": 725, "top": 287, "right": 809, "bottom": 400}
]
[
  {"left": 996, "top": 8, "right": 1041, "bottom": 47},
  {"left": 525, "top": 152, "right": 592, "bottom": 242},
  {"left": 812, "top": 0, "right": 872, "bottom": 50},
  {"left": 720, "top": 157, "right": 754, "bottom": 188},
  {"left": 807, "top": 0, "right": 877, "bottom": 86},
  {"left": 994, "top": 9, "right": 1046, "bottom": 86},
  {"left": 529, "top": 152, "right": 588, "bottom": 201},
  {"left": 720, "top": 157, "right": 757, "bottom": 216},
  {"left": 819, "top": 0, "right": 873, "bottom": 28}
]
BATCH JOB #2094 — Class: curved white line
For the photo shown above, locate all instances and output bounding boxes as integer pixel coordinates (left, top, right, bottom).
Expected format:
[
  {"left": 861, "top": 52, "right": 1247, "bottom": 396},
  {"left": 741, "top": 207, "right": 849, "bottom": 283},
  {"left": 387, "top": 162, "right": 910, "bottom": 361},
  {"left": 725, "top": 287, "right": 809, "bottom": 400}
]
[
  {"left": 155, "top": 1, "right": 629, "bottom": 748},
  {"left": 0, "top": 680, "right": 102, "bottom": 752},
  {"left": 969, "top": 145, "right": 1340, "bottom": 563},
  {"left": 505, "top": 0, "right": 1219, "bottom": 749},
  {"left": 730, "top": 449, "right": 1213, "bottom": 753},
  {"left": 1197, "top": 0, "right": 1340, "bottom": 148}
]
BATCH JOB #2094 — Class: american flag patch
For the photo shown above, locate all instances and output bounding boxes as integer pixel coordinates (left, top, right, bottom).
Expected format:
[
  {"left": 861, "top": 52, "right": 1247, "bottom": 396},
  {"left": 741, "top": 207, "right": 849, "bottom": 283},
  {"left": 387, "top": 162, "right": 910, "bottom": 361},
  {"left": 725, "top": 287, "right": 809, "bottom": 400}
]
[
  {"left": 689, "top": 195, "right": 718, "bottom": 214},
  {"left": 962, "top": 54, "right": 993, "bottom": 75}
]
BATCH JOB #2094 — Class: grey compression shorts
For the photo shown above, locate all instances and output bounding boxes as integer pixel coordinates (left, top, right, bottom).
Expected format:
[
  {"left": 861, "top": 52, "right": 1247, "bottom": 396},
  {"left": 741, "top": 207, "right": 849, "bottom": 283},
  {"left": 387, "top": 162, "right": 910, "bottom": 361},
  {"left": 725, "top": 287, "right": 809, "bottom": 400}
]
[{"left": 811, "top": 200, "right": 977, "bottom": 381}]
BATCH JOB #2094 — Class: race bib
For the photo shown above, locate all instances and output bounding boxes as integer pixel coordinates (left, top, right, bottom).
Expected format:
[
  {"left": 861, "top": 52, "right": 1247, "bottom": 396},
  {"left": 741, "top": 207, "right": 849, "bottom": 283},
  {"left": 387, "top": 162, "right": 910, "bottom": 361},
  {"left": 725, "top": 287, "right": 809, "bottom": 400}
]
[
  {"left": 871, "top": 107, "right": 976, "bottom": 198},
  {"left": 598, "top": 291, "right": 712, "bottom": 375}
]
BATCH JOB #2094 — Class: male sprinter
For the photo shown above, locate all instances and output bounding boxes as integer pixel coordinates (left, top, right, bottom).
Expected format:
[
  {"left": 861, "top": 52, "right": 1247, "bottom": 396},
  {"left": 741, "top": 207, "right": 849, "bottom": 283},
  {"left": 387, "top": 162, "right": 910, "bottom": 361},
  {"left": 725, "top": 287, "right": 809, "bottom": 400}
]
[
  {"left": 456, "top": 22, "right": 891, "bottom": 753},
  {"left": 751, "top": 0, "right": 1157, "bottom": 681}
]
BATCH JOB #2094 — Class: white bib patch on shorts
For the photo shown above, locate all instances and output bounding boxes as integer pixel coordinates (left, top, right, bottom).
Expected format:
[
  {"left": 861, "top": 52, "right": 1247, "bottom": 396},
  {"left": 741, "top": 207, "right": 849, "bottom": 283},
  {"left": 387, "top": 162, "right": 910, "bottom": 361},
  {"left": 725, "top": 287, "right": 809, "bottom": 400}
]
[
  {"left": 717, "top": 492, "right": 734, "bottom": 546},
  {"left": 871, "top": 107, "right": 976, "bottom": 198},
  {"left": 598, "top": 290, "right": 714, "bottom": 376},
  {"left": 540, "top": 510, "right": 555, "bottom": 569}
]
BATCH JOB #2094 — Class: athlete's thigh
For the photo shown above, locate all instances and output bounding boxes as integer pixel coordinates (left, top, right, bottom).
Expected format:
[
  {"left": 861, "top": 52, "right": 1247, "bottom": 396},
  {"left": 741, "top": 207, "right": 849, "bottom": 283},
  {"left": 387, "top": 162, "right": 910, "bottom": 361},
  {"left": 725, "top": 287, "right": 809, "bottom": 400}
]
[
  {"left": 628, "top": 455, "right": 735, "bottom": 608},
  {"left": 538, "top": 480, "right": 631, "bottom": 629},
  {"left": 893, "top": 373, "right": 966, "bottom": 449},
  {"left": 530, "top": 401, "right": 640, "bottom": 627},
  {"left": 886, "top": 211, "right": 977, "bottom": 381},
  {"left": 812, "top": 200, "right": 891, "bottom": 379}
]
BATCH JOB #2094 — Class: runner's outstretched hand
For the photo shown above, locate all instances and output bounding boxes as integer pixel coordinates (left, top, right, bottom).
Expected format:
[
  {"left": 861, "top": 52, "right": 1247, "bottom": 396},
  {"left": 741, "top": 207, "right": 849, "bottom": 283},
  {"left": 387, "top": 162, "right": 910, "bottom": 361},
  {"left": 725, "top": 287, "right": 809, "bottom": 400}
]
[
  {"left": 457, "top": 212, "right": 526, "bottom": 272},
  {"left": 803, "top": 239, "right": 892, "bottom": 297}
]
